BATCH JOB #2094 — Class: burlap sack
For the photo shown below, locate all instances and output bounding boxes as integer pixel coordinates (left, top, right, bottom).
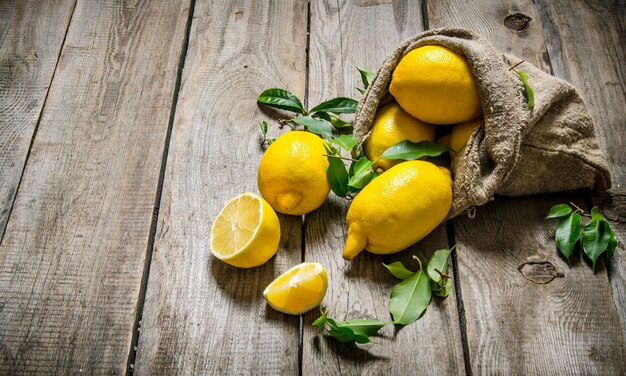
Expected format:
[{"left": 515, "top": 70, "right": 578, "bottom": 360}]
[{"left": 354, "top": 28, "right": 611, "bottom": 218}]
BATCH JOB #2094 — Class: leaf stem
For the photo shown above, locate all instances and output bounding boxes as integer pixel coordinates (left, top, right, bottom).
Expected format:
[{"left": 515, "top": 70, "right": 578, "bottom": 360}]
[
  {"left": 508, "top": 60, "right": 525, "bottom": 71},
  {"left": 569, "top": 201, "right": 585, "bottom": 214},
  {"left": 278, "top": 118, "right": 296, "bottom": 129},
  {"left": 434, "top": 268, "right": 451, "bottom": 279},
  {"left": 323, "top": 154, "right": 358, "bottom": 162}
]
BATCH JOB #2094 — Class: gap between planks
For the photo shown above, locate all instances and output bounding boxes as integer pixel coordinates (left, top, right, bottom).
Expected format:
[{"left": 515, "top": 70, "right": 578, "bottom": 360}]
[{"left": 125, "top": 0, "right": 197, "bottom": 374}]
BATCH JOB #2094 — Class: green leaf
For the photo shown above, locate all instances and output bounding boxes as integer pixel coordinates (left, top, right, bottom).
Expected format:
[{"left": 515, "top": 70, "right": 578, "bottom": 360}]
[
  {"left": 427, "top": 249, "right": 451, "bottom": 283},
  {"left": 329, "top": 134, "right": 357, "bottom": 151},
  {"left": 517, "top": 71, "right": 535, "bottom": 109},
  {"left": 325, "top": 317, "right": 370, "bottom": 344},
  {"left": 357, "top": 67, "right": 376, "bottom": 89},
  {"left": 606, "top": 228, "right": 617, "bottom": 263},
  {"left": 315, "top": 111, "right": 352, "bottom": 128},
  {"left": 555, "top": 213, "right": 582, "bottom": 262},
  {"left": 310, "top": 97, "right": 358, "bottom": 114},
  {"left": 545, "top": 204, "right": 573, "bottom": 220},
  {"left": 348, "top": 157, "right": 375, "bottom": 189},
  {"left": 356, "top": 87, "right": 366, "bottom": 95},
  {"left": 312, "top": 312, "right": 328, "bottom": 329},
  {"left": 590, "top": 206, "right": 603, "bottom": 222},
  {"left": 293, "top": 115, "right": 333, "bottom": 139},
  {"left": 383, "top": 261, "right": 414, "bottom": 280},
  {"left": 380, "top": 140, "right": 452, "bottom": 161},
  {"left": 324, "top": 145, "right": 349, "bottom": 197},
  {"left": 257, "top": 88, "right": 306, "bottom": 114},
  {"left": 582, "top": 219, "right": 612, "bottom": 270},
  {"left": 432, "top": 277, "right": 452, "bottom": 298},
  {"left": 336, "top": 319, "right": 388, "bottom": 336},
  {"left": 267, "top": 138, "right": 275, "bottom": 146},
  {"left": 259, "top": 121, "right": 268, "bottom": 136},
  {"left": 389, "top": 267, "right": 432, "bottom": 325}
]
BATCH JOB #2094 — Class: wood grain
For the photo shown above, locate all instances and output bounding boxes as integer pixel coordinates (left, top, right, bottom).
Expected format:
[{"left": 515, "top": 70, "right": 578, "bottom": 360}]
[
  {"left": 302, "top": 1, "right": 466, "bottom": 375},
  {"left": 427, "top": 0, "right": 626, "bottom": 373},
  {"left": 535, "top": 0, "right": 626, "bottom": 343},
  {"left": 0, "top": 1, "right": 189, "bottom": 373},
  {"left": 0, "top": 0, "right": 75, "bottom": 239},
  {"left": 133, "top": 1, "right": 307, "bottom": 374}
]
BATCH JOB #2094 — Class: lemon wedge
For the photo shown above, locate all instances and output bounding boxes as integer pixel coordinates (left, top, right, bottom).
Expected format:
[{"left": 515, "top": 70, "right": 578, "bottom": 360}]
[
  {"left": 210, "top": 192, "right": 280, "bottom": 268},
  {"left": 263, "top": 262, "right": 328, "bottom": 315}
]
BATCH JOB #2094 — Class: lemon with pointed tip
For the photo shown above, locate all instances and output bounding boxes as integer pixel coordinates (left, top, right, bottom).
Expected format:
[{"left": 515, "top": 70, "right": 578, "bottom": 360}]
[
  {"left": 263, "top": 262, "right": 328, "bottom": 315},
  {"left": 258, "top": 131, "right": 330, "bottom": 215},
  {"left": 210, "top": 192, "right": 280, "bottom": 268},
  {"left": 364, "top": 103, "right": 435, "bottom": 172},
  {"left": 389, "top": 45, "right": 482, "bottom": 124},
  {"left": 342, "top": 161, "right": 453, "bottom": 260}
]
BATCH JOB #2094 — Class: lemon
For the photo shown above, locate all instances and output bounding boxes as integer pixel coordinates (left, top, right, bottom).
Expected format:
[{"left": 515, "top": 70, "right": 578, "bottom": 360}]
[
  {"left": 389, "top": 45, "right": 482, "bottom": 124},
  {"left": 210, "top": 192, "right": 280, "bottom": 268},
  {"left": 449, "top": 118, "right": 482, "bottom": 157},
  {"left": 263, "top": 262, "right": 328, "bottom": 315},
  {"left": 258, "top": 131, "right": 330, "bottom": 215},
  {"left": 436, "top": 134, "right": 451, "bottom": 148},
  {"left": 342, "top": 161, "right": 453, "bottom": 260},
  {"left": 364, "top": 103, "right": 435, "bottom": 172}
]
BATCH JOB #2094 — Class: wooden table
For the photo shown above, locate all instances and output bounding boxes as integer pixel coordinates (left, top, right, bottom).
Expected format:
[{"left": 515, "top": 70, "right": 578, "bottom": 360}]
[{"left": 1, "top": 1, "right": 625, "bottom": 374}]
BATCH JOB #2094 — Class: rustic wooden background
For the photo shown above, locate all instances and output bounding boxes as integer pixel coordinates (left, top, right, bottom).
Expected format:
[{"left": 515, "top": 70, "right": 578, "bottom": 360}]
[{"left": 1, "top": 0, "right": 624, "bottom": 374}]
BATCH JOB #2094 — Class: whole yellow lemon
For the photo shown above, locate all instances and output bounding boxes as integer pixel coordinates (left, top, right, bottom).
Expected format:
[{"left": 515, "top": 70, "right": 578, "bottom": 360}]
[
  {"left": 258, "top": 131, "right": 330, "bottom": 215},
  {"left": 389, "top": 45, "right": 482, "bottom": 125},
  {"left": 364, "top": 103, "right": 435, "bottom": 172},
  {"left": 342, "top": 160, "right": 453, "bottom": 260}
]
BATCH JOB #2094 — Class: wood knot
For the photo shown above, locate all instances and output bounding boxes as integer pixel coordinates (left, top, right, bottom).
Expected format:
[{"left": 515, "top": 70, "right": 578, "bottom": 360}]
[
  {"left": 504, "top": 13, "right": 532, "bottom": 31},
  {"left": 518, "top": 261, "right": 564, "bottom": 284}
]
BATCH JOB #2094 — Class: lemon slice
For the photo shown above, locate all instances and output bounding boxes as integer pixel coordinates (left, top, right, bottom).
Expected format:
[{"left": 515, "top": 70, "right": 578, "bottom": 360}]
[
  {"left": 210, "top": 192, "right": 280, "bottom": 268},
  {"left": 263, "top": 262, "right": 328, "bottom": 315}
]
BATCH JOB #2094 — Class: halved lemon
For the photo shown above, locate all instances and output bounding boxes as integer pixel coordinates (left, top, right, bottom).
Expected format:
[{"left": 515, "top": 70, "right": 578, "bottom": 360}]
[
  {"left": 263, "top": 262, "right": 328, "bottom": 315},
  {"left": 210, "top": 192, "right": 280, "bottom": 268}
]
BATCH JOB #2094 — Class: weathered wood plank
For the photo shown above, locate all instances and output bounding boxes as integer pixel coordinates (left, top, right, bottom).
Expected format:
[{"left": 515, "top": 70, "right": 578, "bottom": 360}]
[
  {"left": 535, "top": 0, "right": 626, "bottom": 343},
  {"left": 0, "top": 1, "right": 190, "bottom": 373},
  {"left": 427, "top": 0, "right": 626, "bottom": 373},
  {"left": 303, "top": 1, "right": 466, "bottom": 374},
  {"left": 0, "top": 0, "right": 75, "bottom": 239},
  {"left": 133, "top": 1, "right": 307, "bottom": 374}
]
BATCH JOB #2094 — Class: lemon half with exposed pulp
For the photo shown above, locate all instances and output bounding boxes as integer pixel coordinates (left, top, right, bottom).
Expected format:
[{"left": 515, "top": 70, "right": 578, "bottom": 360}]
[
  {"left": 263, "top": 262, "right": 328, "bottom": 315},
  {"left": 210, "top": 192, "right": 280, "bottom": 268}
]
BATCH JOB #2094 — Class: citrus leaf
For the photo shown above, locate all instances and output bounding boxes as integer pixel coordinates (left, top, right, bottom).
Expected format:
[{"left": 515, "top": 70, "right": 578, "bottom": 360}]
[
  {"left": 315, "top": 111, "right": 352, "bottom": 128},
  {"left": 312, "top": 312, "right": 328, "bottom": 329},
  {"left": 310, "top": 97, "right": 358, "bottom": 114},
  {"left": 517, "top": 71, "right": 535, "bottom": 109},
  {"left": 257, "top": 88, "right": 305, "bottom": 114},
  {"left": 356, "top": 87, "right": 366, "bottom": 95},
  {"left": 545, "top": 204, "right": 573, "bottom": 220},
  {"left": 329, "top": 134, "right": 357, "bottom": 151},
  {"left": 432, "top": 277, "right": 452, "bottom": 298},
  {"left": 324, "top": 145, "right": 349, "bottom": 197},
  {"left": 336, "top": 319, "right": 388, "bottom": 336},
  {"left": 427, "top": 249, "right": 451, "bottom": 283},
  {"left": 383, "top": 261, "right": 414, "bottom": 280},
  {"left": 606, "top": 228, "right": 617, "bottom": 263},
  {"left": 259, "top": 121, "right": 268, "bottom": 136},
  {"left": 357, "top": 67, "right": 375, "bottom": 88},
  {"left": 582, "top": 219, "right": 612, "bottom": 270},
  {"left": 293, "top": 115, "right": 333, "bottom": 139},
  {"left": 590, "top": 206, "right": 603, "bottom": 222},
  {"left": 348, "top": 157, "right": 375, "bottom": 189},
  {"left": 325, "top": 317, "right": 370, "bottom": 344},
  {"left": 555, "top": 212, "right": 581, "bottom": 262},
  {"left": 389, "top": 268, "right": 432, "bottom": 325},
  {"left": 380, "top": 140, "right": 452, "bottom": 161}
]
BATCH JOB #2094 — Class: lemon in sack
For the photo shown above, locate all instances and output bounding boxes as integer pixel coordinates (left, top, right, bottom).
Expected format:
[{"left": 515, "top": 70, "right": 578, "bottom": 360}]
[
  {"left": 210, "top": 192, "right": 281, "bottom": 268},
  {"left": 258, "top": 131, "right": 330, "bottom": 215},
  {"left": 389, "top": 45, "right": 482, "bottom": 124},
  {"left": 263, "top": 262, "right": 328, "bottom": 315},
  {"left": 342, "top": 161, "right": 453, "bottom": 260},
  {"left": 449, "top": 118, "right": 482, "bottom": 157},
  {"left": 364, "top": 103, "right": 435, "bottom": 172}
]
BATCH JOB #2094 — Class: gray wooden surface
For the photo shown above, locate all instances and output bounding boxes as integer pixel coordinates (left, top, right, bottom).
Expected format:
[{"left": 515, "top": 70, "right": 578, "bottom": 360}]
[{"left": 0, "top": 0, "right": 624, "bottom": 375}]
